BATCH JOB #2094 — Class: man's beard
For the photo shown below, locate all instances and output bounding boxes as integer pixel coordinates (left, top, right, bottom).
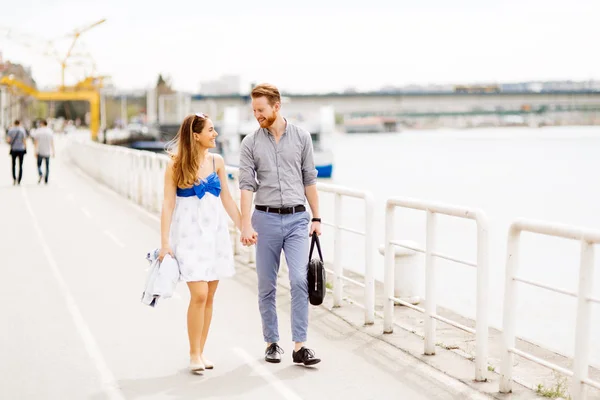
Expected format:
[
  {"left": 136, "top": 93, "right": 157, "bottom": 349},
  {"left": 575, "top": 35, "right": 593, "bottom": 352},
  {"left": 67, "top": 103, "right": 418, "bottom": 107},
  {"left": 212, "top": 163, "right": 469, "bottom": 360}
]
[{"left": 258, "top": 111, "right": 277, "bottom": 128}]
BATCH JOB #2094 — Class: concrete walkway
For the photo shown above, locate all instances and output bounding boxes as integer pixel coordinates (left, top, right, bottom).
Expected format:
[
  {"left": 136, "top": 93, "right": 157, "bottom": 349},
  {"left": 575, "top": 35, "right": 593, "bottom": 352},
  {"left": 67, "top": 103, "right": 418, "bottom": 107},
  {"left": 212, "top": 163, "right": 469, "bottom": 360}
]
[{"left": 0, "top": 138, "right": 492, "bottom": 400}]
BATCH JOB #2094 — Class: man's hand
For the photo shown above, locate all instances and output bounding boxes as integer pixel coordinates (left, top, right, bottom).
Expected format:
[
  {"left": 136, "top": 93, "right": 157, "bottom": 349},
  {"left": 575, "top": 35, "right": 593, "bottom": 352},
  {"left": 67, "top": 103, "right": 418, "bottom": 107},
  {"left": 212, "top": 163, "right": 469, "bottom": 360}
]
[
  {"left": 241, "top": 224, "right": 258, "bottom": 246},
  {"left": 309, "top": 221, "right": 322, "bottom": 236}
]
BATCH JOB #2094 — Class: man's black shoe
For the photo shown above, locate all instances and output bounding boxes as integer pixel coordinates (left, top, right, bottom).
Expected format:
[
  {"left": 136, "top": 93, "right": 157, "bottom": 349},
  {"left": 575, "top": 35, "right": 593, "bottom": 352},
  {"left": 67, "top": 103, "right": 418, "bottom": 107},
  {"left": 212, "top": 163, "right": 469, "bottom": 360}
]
[
  {"left": 292, "top": 347, "right": 321, "bottom": 366},
  {"left": 265, "top": 343, "right": 284, "bottom": 363}
]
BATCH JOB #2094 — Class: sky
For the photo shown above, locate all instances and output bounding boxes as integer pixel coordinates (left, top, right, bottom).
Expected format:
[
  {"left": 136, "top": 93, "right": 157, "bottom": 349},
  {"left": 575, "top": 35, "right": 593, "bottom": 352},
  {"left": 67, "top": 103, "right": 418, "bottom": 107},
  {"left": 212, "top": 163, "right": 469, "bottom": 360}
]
[{"left": 0, "top": 0, "right": 599, "bottom": 94}]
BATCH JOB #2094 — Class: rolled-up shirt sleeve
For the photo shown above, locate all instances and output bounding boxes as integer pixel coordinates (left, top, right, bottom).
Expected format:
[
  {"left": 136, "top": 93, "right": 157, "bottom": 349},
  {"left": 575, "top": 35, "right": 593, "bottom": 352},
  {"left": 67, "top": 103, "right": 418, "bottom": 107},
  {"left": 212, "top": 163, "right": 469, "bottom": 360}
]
[
  {"left": 238, "top": 135, "right": 258, "bottom": 192},
  {"left": 301, "top": 132, "right": 318, "bottom": 186}
]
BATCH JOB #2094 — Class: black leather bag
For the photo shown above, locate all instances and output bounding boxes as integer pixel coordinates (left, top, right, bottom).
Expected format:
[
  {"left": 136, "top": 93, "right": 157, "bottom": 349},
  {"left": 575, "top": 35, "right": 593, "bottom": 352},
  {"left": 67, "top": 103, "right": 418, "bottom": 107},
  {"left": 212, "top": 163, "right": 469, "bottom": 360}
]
[{"left": 307, "top": 232, "right": 326, "bottom": 306}]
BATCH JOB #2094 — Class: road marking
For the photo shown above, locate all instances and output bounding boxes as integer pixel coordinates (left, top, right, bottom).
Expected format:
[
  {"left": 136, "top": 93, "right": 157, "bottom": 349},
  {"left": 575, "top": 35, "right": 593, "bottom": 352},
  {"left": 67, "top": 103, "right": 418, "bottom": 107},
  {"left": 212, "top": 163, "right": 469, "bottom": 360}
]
[
  {"left": 80, "top": 207, "right": 92, "bottom": 219},
  {"left": 103, "top": 230, "right": 125, "bottom": 248},
  {"left": 233, "top": 347, "right": 303, "bottom": 400},
  {"left": 21, "top": 187, "right": 125, "bottom": 400}
]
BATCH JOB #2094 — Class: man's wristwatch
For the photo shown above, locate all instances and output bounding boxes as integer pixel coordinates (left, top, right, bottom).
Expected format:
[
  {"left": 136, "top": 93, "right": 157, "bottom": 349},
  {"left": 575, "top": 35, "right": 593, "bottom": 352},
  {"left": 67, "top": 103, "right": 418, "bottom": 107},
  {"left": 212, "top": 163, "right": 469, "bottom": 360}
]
[{"left": 311, "top": 218, "right": 321, "bottom": 223}]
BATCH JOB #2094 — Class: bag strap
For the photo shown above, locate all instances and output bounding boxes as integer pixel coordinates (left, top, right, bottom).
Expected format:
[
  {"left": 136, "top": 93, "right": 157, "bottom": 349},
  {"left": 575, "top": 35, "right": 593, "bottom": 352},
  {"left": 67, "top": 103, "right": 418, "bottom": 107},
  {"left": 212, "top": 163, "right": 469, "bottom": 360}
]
[
  {"left": 11, "top": 129, "right": 23, "bottom": 149},
  {"left": 309, "top": 232, "right": 323, "bottom": 261}
]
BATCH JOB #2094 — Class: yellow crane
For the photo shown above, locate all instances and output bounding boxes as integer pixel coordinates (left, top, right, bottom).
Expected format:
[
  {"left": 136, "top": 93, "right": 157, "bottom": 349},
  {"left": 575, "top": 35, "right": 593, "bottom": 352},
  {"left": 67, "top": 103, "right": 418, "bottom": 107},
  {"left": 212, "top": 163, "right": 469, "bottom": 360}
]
[
  {"left": 0, "top": 19, "right": 107, "bottom": 139},
  {"left": 56, "top": 18, "right": 106, "bottom": 90},
  {"left": 1, "top": 75, "right": 101, "bottom": 140}
]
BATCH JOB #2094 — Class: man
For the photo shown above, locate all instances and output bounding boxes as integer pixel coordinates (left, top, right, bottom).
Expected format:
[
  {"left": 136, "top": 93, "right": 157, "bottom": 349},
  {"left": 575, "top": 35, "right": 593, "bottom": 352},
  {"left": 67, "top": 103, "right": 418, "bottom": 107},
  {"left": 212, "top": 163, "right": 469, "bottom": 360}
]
[
  {"left": 32, "top": 119, "right": 55, "bottom": 184},
  {"left": 239, "top": 83, "right": 322, "bottom": 366},
  {"left": 5, "top": 120, "right": 27, "bottom": 185}
]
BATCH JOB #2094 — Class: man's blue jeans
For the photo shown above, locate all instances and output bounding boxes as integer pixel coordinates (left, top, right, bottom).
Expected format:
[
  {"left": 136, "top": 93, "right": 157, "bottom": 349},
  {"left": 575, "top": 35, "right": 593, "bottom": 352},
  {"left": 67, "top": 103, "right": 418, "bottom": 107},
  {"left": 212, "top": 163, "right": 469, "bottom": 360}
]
[
  {"left": 37, "top": 155, "right": 50, "bottom": 183},
  {"left": 251, "top": 209, "right": 310, "bottom": 343}
]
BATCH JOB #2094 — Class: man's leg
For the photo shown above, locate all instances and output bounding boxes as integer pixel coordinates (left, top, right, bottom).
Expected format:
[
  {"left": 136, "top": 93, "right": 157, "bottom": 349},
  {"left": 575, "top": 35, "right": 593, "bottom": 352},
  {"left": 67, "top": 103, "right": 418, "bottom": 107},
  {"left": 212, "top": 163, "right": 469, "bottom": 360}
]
[
  {"left": 11, "top": 152, "right": 17, "bottom": 183},
  {"left": 44, "top": 157, "right": 50, "bottom": 184},
  {"left": 282, "top": 211, "right": 310, "bottom": 345},
  {"left": 17, "top": 153, "right": 24, "bottom": 184},
  {"left": 283, "top": 211, "right": 321, "bottom": 366},
  {"left": 37, "top": 155, "right": 43, "bottom": 183},
  {"left": 252, "top": 210, "right": 284, "bottom": 344}
]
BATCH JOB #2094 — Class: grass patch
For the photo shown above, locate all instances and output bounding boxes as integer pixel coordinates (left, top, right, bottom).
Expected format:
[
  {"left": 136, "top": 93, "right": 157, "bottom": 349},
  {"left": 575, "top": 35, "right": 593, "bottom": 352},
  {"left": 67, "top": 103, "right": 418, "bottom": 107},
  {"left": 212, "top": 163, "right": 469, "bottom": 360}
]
[{"left": 535, "top": 375, "right": 570, "bottom": 399}]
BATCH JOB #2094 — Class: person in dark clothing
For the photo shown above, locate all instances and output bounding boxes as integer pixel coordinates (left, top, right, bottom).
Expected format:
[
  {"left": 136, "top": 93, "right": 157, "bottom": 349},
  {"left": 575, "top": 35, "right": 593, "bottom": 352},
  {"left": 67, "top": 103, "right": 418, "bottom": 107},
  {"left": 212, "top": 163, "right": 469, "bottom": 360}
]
[{"left": 6, "top": 120, "right": 28, "bottom": 185}]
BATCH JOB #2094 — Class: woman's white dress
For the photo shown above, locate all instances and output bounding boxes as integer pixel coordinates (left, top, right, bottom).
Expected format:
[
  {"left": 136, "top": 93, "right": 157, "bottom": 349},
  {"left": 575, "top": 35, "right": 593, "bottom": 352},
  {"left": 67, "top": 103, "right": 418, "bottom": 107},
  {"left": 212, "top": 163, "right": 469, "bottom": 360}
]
[{"left": 169, "top": 165, "right": 235, "bottom": 282}]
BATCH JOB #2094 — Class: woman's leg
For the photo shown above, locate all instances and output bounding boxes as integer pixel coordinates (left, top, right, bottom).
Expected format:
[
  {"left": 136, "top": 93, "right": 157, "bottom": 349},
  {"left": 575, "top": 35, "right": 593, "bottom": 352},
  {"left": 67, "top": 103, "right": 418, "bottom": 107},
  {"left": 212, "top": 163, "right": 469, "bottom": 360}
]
[
  {"left": 199, "top": 281, "right": 219, "bottom": 359},
  {"left": 187, "top": 281, "right": 208, "bottom": 361}
]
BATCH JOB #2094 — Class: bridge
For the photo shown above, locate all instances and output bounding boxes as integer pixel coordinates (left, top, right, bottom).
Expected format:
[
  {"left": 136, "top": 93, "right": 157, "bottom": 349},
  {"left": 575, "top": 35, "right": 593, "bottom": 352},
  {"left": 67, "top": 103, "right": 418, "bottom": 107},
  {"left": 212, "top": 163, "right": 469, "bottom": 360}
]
[
  {"left": 190, "top": 90, "right": 600, "bottom": 123},
  {"left": 2, "top": 132, "right": 599, "bottom": 400}
]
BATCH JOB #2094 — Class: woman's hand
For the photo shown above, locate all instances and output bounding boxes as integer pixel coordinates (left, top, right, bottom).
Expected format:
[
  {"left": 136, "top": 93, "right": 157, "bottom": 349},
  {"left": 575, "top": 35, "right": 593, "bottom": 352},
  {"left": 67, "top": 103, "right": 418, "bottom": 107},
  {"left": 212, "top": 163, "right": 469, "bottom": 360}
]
[
  {"left": 158, "top": 246, "right": 174, "bottom": 262},
  {"left": 241, "top": 224, "right": 258, "bottom": 246}
]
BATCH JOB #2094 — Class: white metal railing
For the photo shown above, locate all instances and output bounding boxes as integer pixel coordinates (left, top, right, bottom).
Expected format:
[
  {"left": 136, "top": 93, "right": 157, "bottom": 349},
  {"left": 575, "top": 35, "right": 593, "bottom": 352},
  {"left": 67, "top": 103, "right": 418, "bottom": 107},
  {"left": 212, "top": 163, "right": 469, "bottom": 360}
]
[
  {"left": 500, "top": 219, "right": 600, "bottom": 399},
  {"left": 68, "top": 138, "right": 600, "bottom": 394},
  {"left": 317, "top": 182, "right": 376, "bottom": 325},
  {"left": 383, "top": 197, "right": 490, "bottom": 382},
  {"left": 68, "top": 139, "right": 600, "bottom": 394}
]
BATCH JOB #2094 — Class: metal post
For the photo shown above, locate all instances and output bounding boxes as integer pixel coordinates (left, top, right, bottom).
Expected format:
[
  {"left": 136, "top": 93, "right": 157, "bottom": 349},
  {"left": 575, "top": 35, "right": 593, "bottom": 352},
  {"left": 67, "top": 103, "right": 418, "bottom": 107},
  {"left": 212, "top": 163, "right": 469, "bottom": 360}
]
[
  {"left": 146, "top": 88, "right": 157, "bottom": 125},
  {"left": 364, "top": 193, "right": 375, "bottom": 325},
  {"left": 128, "top": 155, "right": 135, "bottom": 200},
  {"left": 333, "top": 193, "right": 343, "bottom": 307},
  {"left": 475, "top": 214, "right": 490, "bottom": 381},
  {"left": 120, "top": 95, "right": 127, "bottom": 127},
  {"left": 136, "top": 154, "right": 143, "bottom": 205},
  {"left": 177, "top": 93, "right": 185, "bottom": 121},
  {"left": 156, "top": 157, "right": 164, "bottom": 213},
  {"left": 424, "top": 210, "right": 437, "bottom": 355},
  {"left": 183, "top": 93, "right": 191, "bottom": 117},
  {"left": 383, "top": 202, "right": 395, "bottom": 333},
  {"left": 500, "top": 226, "right": 521, "bottom": 393},
  {"left": 100, "top": 92, "right": 107, "bottom": 131},
  {"left": 158, "top": 95, "right": 165, "bottom": 124},
  {"left": 119, "top": 149, "right": 125, "bottom": 196},
  {"left": 0, "top": 87, "right": 6, "bottom": 135},
  {"left": 208, "top": 100, "right": 217, "bottom": 119},
  {"left": 142, "top": 155, "right": 150, "bottom": 208},
  {"left": 572, "top": 240, "right": 595, "bottom": 400}
]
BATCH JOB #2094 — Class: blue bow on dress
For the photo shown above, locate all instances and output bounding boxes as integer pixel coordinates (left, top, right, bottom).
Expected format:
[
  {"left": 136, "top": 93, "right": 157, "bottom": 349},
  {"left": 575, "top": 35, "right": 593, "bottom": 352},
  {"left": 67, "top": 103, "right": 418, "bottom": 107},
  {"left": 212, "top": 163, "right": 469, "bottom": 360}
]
[{"left": 176, "top": 173, "right": 221, "bottom": 199}]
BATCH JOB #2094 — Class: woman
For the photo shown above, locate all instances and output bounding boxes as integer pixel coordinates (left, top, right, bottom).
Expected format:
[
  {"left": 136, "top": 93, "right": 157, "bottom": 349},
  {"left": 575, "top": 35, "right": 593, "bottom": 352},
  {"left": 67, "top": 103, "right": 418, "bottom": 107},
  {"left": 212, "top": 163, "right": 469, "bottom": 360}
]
[{"left": 159, "top": 113, "right": 242, "bottom": 372}]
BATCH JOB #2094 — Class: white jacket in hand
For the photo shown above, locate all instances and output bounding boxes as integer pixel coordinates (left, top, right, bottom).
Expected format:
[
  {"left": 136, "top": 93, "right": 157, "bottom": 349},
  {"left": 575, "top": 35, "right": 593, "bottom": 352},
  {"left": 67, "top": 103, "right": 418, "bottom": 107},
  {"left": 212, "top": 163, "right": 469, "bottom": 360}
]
[{"left": 142, "top": 249, "right": 180, "bottom": 307}]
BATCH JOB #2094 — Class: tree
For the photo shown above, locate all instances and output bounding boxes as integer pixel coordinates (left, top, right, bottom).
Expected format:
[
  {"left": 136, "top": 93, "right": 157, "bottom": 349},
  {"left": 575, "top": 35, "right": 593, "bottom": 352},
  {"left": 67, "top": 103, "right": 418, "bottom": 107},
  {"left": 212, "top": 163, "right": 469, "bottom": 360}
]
[{"left": 156, "top": 73, "right": 174, "bottom": 95}]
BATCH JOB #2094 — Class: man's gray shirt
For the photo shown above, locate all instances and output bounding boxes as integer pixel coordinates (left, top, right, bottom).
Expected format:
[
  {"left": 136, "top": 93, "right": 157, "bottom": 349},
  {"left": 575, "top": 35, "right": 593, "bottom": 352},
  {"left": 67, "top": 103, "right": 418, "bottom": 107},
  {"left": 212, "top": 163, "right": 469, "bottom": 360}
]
[
  {"left": 238, "top": 122, "right": 318, "bottom": 207},
  {"left": 7, "top": 127, "right": 26, "bottom": 151}
]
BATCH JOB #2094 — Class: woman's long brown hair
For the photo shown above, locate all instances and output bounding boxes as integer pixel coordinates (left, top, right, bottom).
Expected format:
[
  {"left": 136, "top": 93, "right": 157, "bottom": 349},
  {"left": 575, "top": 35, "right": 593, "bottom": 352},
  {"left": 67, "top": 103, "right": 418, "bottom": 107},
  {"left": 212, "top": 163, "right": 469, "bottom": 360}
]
[{"left": 166, "top": 114, "right": 208, "bottom": 188}]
